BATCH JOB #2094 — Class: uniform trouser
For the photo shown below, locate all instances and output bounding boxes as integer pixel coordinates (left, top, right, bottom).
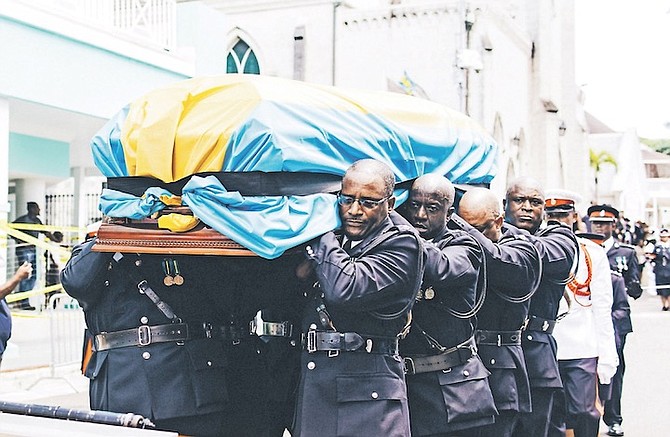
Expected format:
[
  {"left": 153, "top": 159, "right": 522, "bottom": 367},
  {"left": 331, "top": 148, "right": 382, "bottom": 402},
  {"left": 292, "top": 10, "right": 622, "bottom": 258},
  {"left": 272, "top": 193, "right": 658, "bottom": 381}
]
[
  {"left": 603, "top": 334, "right": 627, "bottom": 426},
  {"left": 512, "top": 387, "right": 561, "bottom": 437},
  {"left": 556, "top": 358, "right": 600, "bottom": 437},
  {"left": 469, "top": 410, "right": 519, "bottom": 437}
]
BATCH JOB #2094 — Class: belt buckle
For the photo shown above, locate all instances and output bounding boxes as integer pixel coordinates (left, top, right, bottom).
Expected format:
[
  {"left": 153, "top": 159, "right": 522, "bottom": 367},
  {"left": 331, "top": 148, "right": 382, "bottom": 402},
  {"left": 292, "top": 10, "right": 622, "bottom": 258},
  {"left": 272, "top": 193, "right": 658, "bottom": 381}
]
[
  {"left": 403, "top": 357, "right": 415, "bottom": 375},
  {"left": 249, "top": 310, "right": 262, "bottom": 337},
  {"left": 307, "top": 330, "right": 317, "bottom": 353},
  {"left": 202, "top": 322, "right": 213, "bottom": 339},
  {"left": 542, "top": 320, "right": 550, "bottom": 332},
  {"left": 138, "top": 325, "right": 152, "bottom": 346}
]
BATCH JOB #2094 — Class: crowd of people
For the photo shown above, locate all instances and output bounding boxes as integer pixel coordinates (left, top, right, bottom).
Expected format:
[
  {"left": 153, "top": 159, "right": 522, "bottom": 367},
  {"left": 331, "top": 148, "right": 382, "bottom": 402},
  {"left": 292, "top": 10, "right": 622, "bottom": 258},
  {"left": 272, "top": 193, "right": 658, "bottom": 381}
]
[{"left": 4, "top": 159, "right": 669, "bottom": 436}]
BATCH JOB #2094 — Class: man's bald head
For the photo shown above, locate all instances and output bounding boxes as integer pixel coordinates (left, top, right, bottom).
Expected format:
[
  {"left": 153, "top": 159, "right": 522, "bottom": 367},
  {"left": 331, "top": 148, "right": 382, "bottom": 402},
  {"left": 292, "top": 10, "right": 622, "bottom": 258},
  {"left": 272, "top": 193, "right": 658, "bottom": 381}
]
[
  {"left": 411, "top": 174, "right": 456, "bottom": 208},
  {"left": 403, "top": 174, "right": 455, "bottom": 239},
  {"left": 344, "top": 159, "right": 395, "bottom": 197},
  {"left": 459, "top": 187, "right": 504, "bottom": 242}
]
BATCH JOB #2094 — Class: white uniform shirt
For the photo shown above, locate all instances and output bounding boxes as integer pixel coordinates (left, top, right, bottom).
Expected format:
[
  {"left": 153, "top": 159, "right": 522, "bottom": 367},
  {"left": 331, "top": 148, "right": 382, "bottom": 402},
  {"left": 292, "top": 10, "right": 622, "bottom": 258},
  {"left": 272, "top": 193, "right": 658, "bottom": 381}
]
[{"left": 554, "top": 237, "right": 619, "bottom": 383}]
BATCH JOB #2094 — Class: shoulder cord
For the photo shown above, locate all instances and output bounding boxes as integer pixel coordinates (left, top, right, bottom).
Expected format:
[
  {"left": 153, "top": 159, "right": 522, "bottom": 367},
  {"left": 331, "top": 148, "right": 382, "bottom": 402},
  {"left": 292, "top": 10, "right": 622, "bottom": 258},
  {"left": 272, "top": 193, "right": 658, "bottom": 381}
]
[
  {"left": 537, "top": 225, "right": 580, "bottom": 286},
  {"left": 565, "top": 243, "right": 593, "bottom": 308},
  {"left": 491, "top": 238, "right": 543, "bottom": 304},
  {"left": 312, "top": 227, "right": 423, "bottom": 333},
  {"left": 441, "top": 236, "right": 487, "bottom": 319},
  {"left": 112, "top": 252, "right": 181, "bottom": 323}
]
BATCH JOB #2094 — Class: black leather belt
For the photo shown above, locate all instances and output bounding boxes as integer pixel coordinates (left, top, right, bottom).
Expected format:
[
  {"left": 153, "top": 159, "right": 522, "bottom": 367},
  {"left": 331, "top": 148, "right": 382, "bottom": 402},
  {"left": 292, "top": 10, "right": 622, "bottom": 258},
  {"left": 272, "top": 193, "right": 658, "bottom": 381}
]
[
  {"left": 523, "top": 315, "right": 556, "bottom": 334},
  {"left": 404, "top": 336, "right": 477, "bottom": 375},
  {"left": 475, "top": 329, "right": 522, "bottom": 346},
  {"left": 303, "top": 330, "right": 399, "bottom": 355},
  {"left": 95, "top": 319, "right": 295, "bottom": 351}
]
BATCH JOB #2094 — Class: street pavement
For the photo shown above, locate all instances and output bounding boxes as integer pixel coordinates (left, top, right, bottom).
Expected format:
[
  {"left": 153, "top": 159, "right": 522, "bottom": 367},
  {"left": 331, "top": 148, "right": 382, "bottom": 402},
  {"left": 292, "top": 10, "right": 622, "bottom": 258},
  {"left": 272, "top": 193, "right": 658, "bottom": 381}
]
[{"left": 1, "top": 290, "right": 669, "bottom": 436}]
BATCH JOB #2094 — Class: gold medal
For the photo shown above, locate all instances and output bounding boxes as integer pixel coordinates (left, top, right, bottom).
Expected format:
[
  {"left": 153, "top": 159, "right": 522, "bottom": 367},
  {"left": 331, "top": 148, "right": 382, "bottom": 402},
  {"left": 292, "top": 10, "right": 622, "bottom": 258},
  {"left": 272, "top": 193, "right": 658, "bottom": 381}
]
[
  {"left": 162, "top": 258, "right": 174, "bottom": 286},
  {"left": 172, "top": 259, "right": 184, "bottom": 286},
  {"left": 424, "top": 287, "right": 435, "bottom": 300}
]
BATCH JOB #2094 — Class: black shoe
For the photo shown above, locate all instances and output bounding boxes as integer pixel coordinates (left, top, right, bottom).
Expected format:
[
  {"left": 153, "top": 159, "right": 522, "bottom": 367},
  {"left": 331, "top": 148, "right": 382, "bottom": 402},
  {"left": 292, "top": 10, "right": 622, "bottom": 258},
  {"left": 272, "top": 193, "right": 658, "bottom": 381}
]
[
  {"left": 607, "top": 423, "right": 624, "bottom": 436},
  {"left": 663, "top": 306, "right": 669, "bottom": 311}
]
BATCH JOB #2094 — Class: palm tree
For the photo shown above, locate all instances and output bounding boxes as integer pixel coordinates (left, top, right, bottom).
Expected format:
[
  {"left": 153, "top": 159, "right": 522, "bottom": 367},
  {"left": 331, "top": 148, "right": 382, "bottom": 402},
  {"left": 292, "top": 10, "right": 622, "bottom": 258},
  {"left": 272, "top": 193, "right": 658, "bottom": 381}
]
[{"left": 589, "top": 148, "right": 618, "bottom": 202}]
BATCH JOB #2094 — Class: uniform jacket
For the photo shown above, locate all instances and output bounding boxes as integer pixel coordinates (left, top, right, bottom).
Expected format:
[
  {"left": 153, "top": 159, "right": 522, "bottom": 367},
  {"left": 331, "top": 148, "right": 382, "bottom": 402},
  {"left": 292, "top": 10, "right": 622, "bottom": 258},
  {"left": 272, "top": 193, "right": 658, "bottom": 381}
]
[
  {"left": 458, "top": 220, "right": 540, "bottom": 414},
  {"left": 554, "top": 238, "right": 618, "bottom": 385},
  {"left": 652, "top": 242, "right": 670, "bottom": 282},
  {"left": 61, "top": 240, "right": 231, "bottom": 421},
  {"left": 401, "top": 222, "right": 497, "bottom": 435},
  {"left": 293, "top": 211, "right": 422, "bottom": 437},
  {"left": 605, "top": 238, "right": 643, "bottom": 299},
  {"left": 610, "top": 271, "right": 632, "bottom": 341},
  {"left": 61, "top": 239, "right": 305, "bottom": 429},
  {"left": 523, "top": 222, "right": 578, "bottom": 389}
]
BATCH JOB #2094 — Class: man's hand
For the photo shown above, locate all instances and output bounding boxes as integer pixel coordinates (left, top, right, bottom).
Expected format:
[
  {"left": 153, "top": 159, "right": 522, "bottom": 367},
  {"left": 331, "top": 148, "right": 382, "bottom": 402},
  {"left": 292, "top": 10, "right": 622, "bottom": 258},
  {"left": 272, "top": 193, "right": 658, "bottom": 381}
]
[{"left": 15, "top": 261, "right": 33, "bottom": 281}]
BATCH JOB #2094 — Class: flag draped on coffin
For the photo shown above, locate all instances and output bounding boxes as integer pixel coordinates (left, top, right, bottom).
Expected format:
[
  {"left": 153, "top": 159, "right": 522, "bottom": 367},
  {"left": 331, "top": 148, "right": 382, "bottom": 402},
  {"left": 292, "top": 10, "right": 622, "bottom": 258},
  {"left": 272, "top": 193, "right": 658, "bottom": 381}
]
[{"left": 92, "top": 74, "right": 498, "bottom": 259}]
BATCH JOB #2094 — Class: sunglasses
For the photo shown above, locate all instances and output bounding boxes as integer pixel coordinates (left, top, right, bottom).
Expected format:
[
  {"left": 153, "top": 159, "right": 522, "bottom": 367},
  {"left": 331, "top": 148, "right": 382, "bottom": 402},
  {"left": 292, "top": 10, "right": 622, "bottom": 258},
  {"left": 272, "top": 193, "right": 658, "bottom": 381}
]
[{"left": 337, "top": 193, "right": 389, "bottom": 209}]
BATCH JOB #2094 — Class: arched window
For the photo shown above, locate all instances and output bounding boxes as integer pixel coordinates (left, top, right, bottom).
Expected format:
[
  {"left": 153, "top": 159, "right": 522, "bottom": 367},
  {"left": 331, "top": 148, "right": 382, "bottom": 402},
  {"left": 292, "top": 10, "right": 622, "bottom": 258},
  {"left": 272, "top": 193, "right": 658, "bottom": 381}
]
[{"left": 227, "top": 39, "right": 260, "bottom": 74}]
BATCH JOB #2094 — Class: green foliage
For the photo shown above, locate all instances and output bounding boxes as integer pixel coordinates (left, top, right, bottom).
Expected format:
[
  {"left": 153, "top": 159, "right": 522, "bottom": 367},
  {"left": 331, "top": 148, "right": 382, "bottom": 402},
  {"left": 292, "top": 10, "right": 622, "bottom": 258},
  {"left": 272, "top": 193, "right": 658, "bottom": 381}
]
[
  {"left": 589, "top": 149, "right": 618, "bottom": 173},
  {"left": 641, "top": 138, "right": 670, "bottom": 155}
]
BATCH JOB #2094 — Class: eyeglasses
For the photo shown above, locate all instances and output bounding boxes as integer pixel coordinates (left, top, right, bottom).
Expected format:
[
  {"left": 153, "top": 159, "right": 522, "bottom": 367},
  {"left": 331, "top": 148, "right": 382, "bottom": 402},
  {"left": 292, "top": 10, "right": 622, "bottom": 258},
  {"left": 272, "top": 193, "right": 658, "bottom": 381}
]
[{"left": 337, "top": 193, "right": 390, "bottom": 209}]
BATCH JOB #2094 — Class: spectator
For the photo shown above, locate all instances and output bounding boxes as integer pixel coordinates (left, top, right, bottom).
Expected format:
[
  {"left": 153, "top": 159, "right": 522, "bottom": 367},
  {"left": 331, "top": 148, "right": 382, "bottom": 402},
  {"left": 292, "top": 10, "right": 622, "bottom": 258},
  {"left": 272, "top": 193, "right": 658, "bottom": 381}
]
[
  {"left": 0, "top": 262, "right": 33, "bottom": 369},
  {"left": 12, "top": 201, "right": 52, "bottom": 310}
]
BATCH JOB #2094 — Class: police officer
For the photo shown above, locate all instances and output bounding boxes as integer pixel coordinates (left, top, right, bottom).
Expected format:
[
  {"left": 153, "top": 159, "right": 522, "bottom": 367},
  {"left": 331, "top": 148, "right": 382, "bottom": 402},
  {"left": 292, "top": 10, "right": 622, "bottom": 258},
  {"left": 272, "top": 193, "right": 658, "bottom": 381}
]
[
  {"left": 588, "top": 204, "right": 643, "bottom": 300},
  {"left": 586, "top": 204, "right": 642, "bottom": 437},
  {"left": 457, "top": 187, "right": 541, "bottom": 437},
  {"left": 504, "top": 177, "right": 578, "bottom": 437},
  {"left": 61, "top": 242, "right": 303, "bottom": 436},
  {"left": 400, "top": 175, "right": 497, "bottom": 436},
  {"left": 544, "top": 191, "right": 618, "bottom": 437},
  {"left": 292, "top": 159, "right": 423, "bottom": 437}
]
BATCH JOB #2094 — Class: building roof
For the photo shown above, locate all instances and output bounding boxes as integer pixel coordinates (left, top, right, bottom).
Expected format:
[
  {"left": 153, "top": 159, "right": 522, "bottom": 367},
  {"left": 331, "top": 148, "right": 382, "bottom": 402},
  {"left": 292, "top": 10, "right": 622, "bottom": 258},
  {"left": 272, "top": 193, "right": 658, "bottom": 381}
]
[{"left": 585, "top": 112, "right": 616, "bottom": 134}]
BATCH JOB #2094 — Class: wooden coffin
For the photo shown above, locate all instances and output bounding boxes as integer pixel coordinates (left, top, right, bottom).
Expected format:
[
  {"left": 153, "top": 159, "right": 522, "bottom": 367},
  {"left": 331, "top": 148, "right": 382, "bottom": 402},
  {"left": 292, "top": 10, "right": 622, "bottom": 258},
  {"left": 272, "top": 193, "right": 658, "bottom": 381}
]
[{"left": 92, "top": 209, "right": 257, "bottom": 256}]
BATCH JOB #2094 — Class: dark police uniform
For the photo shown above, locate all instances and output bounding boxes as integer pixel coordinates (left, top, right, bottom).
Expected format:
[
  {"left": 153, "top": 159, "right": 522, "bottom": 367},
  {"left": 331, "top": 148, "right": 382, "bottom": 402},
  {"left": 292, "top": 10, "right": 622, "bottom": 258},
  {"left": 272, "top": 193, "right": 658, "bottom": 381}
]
[
  {"left": 292, "top": 211, "right": 423, "bottom": 437},
  {"left": 61, "top": 239, "right": 303, "bottom": 437},
  {"left": 606, "top": 241, "right": 643, "bottom": 299},
  {"left": 512, "top": 223, "right": 577, "bottom": 437},
  {"left": 401, "top": 222, "right": 497, "bottom": 436},
  {"left": 587, "top": 204, "right": 643, "bottom": 300},
  {"left": 599, "top": 271, "right": 629, "bottom": 404},
  {"left": 459, "top": 221, "right": 541, "bottom": 437}
]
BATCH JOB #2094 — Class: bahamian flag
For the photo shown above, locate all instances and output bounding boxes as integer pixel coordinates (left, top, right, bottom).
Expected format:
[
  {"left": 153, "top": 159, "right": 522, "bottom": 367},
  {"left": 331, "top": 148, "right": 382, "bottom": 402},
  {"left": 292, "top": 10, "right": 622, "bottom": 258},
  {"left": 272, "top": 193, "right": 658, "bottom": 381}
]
[{"left": 91, "top": 74, "right": 498, "bottom": 258}]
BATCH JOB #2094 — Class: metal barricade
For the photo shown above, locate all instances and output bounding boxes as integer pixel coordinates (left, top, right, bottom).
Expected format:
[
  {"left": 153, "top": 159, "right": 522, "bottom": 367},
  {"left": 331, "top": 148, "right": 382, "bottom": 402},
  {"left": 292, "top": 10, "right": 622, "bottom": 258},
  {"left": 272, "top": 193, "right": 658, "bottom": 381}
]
[{"left": 47, "top": 293, "right": 86, "bottom": 378}]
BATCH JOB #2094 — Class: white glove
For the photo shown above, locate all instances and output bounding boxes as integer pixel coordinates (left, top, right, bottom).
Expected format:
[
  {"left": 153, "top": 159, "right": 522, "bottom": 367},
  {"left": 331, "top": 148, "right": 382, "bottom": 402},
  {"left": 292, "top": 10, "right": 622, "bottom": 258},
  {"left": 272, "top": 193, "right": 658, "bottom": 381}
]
[{"left": 597, "top": 361, "right": 618, "bottom": 385}]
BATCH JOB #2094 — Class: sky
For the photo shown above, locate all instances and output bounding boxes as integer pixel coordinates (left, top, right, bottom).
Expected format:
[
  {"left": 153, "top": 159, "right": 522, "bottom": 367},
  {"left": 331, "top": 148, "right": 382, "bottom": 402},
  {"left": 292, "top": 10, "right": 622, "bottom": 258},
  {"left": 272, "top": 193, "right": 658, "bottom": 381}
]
[{"left": 575, "top": 0, "right": 670, "bottom": 138}]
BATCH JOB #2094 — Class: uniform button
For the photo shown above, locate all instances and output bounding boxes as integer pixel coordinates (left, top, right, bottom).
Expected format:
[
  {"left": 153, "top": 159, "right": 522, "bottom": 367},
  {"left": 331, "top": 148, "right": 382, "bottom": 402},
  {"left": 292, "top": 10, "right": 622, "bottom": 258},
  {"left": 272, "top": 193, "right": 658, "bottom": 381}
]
[
  {"left": 371, "top": 392, "right": 379, "bottom": 399},
  {"left": 104, "top": 280, "right": 110, "bottom": 287},
  {"left": 140, "top": 316, "right": 148, "bottom": 324},
  {"left": 135, "top": 260, "right": 142, "bottom": 267},
  {"left": 207, "top": 361, "right": 212, "bottom": 367},
  {"left": 309, "top": 324, "right": 317, "bottom": 330},
  {"left": 463, "top": 370, "right": 470, "bottom": 377},
  {"left": 290, "top": 340, "right": 297, "bottom": 347},
  {"left": 307, "top": 361, "right": 316, "bottom": 370},
  {"left": 490, "top": 358, "right": 496, "bottom": 365},
  {"left": 142, "top": 352, "right": 151, "bottom": 360},
  {"left": 527, "top": 335, "right": 533, "bottom": 340}
]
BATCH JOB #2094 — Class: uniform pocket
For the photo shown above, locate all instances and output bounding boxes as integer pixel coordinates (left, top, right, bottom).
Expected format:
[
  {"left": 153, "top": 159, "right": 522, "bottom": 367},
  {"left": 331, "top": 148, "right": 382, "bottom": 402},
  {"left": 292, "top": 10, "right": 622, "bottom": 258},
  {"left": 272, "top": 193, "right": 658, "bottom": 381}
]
[
  {"left": 437, "top": 358, "right": 498, "bottom": 424},
  {"left": 522, "top": 333, "right": 560, "bottom": 381},
  {"left": 184, "top": 340, "right": 228, "bottom": 408},
  {"left": 336, "top": 375, "right": 409, "bottom": 437}
]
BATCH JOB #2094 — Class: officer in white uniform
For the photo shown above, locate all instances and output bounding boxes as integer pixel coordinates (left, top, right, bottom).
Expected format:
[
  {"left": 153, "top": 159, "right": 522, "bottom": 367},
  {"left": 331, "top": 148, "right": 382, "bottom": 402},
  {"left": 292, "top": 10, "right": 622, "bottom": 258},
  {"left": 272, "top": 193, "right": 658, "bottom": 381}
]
[{"left": 544, "top": 190, "right": 618, "bottom": 437}]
